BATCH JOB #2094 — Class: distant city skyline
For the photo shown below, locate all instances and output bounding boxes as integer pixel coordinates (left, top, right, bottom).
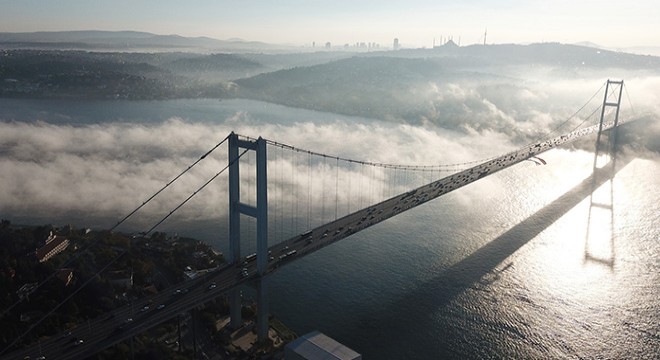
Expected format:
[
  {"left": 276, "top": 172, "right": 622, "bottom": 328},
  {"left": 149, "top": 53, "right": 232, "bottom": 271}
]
[{"left": 1, "top": 0, "right": 659, "bottom": 49}]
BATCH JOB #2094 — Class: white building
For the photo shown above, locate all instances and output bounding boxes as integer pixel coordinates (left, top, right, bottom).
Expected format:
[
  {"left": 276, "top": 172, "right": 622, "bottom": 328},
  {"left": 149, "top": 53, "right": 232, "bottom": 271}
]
[{"left": 285, "top": 331, "right": 361, "bottom": 360}]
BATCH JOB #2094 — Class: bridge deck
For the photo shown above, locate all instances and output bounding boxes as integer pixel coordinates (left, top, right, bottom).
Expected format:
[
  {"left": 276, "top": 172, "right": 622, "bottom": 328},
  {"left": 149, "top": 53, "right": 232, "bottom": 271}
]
[{"left": 3, "top": 120, "right": 619, "bottom": 360}]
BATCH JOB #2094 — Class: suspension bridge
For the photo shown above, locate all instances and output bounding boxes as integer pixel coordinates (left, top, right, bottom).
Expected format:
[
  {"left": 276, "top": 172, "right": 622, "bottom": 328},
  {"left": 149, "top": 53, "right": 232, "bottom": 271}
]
[{"left": 1, "top": 80, "right": 632, "bottom": 359}]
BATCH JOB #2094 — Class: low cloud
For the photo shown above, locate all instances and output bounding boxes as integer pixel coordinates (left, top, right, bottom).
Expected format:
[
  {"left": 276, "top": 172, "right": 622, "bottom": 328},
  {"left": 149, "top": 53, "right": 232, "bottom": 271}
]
[
  {"left": 0, "top": 77, "right": 657, "bottom": 234},
  {"left": 0, "top": 117, "right": 519, "bottom": 229}
]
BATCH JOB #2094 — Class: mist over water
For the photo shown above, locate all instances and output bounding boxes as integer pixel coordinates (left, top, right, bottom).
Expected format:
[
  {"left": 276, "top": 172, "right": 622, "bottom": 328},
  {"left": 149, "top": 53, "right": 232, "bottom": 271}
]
[
  {"left": 0, "top": 78, "right": 658, "bottom": 358},
  {"left": 0, "top": 97, "right": 521, "bottom": 229}
]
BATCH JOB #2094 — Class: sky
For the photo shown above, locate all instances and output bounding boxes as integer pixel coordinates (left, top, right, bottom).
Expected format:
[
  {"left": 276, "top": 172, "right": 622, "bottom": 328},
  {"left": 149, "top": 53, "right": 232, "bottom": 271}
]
[{"left": 1, "top": 0, "right": 659, "bottom": 49}]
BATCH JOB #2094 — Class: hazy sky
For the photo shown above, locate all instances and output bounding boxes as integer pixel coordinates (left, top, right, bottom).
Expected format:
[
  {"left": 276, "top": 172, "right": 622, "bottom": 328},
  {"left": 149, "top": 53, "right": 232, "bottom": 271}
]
[{"left": 1, "top": 0, "right": 658, "bottom": 48}]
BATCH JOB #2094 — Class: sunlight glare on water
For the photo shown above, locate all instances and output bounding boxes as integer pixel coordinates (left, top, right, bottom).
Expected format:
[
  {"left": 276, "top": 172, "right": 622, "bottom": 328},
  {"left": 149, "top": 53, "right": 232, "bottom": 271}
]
[
  {"left": 270, "top": 149, "right": 659, "bottom": 359},
  {"left": 490, "top": 156, "right": 660, "bottom": 359}
]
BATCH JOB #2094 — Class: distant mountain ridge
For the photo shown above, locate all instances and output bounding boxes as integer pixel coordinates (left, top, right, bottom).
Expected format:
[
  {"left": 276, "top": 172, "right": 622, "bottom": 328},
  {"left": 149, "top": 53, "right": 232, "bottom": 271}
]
[
  {"left": 230, "top": 42, "right": 660, "bottom": 134},
  {"left": 385, "top": 42, "right": 660, "bottom": 68},
  {"left": 573, "top": 41, "right": 660, "bottom": 57},
  {"left": 0, "top": 30, "right": 292, "bottom": 52}
]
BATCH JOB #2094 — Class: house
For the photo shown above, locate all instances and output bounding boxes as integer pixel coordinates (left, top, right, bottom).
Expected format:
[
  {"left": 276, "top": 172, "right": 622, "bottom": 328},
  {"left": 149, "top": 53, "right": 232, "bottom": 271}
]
[
  {"left": 2, "top": 266, "right": 15, "bottom": 279},
  {"left": 106, "top": 269, "right": 133, "bottom": 289},
  {"left": 17, "top": 282, "right": 38, "bottom": 300},
  {"left": 20, "top": 311, "right": 40, "bottom": 322},
  {"left": 57, "top": 268, "right": 74, "bottom": 286},
  {"left": 35, "top": 232, "right": 70, "bottom": 263},
  {"left": 142, "top": 284, "right": 158, "bottom": 295}
]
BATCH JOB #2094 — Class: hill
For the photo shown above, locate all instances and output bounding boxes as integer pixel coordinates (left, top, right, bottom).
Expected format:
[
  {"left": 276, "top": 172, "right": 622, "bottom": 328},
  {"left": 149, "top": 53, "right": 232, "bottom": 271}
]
[
  {"left": 2, "top": 41, "right": 658, "bottom": 135},
  {"left": 0, "top": 30, "right": 291, "bottom": 52},
  {"left": 381, "top": 42, "right": 660, "bottom": 69},
  {"left": 0, "top": 50, "right": 231, "bottom": 100},
  {"left": 233, "top": 56, "right": 460, "bottom": 120},
  {"left": 230, "top": 42, "right": 660, "bottom": 137},
  {"left": 163, "top": 53, "right": 266, "bottom": 82}
]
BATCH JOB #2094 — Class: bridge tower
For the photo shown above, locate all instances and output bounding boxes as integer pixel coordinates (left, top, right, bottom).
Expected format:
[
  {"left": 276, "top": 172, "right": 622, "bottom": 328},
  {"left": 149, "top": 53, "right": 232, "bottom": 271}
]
[
  {"left": 585, "top": 79, "right": 623, "bottom": 265},
  {"left": 593, "top": 79, "right": 624, "bottom": 166},
  {"left": 228, "top": 132, "right": 270, "bottom": 341}
]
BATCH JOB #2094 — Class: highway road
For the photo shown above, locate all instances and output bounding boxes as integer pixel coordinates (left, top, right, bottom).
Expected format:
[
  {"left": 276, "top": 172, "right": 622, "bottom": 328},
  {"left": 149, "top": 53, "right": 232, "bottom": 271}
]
[
  {"left": 2, "top": 119, "right": 615, "bottom": 360},
  {"left": 263, "top": 118, "right": 617, "bottom": 270}
]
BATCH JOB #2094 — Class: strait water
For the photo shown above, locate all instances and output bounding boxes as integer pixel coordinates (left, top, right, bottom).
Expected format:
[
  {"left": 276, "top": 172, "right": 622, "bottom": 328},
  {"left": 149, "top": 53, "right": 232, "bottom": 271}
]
[{"left": 0, "top": 98, "right": 658, "bottom": 359}]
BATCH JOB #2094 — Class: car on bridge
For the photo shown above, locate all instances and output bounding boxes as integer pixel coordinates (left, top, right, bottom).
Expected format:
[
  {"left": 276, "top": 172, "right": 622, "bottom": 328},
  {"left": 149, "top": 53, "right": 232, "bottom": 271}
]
[
  {"left": 66, "top": 338, "right": 84, "bottom": 347},
  {"left": 115, "top": 318, "right": 134, "bottom": 332}
]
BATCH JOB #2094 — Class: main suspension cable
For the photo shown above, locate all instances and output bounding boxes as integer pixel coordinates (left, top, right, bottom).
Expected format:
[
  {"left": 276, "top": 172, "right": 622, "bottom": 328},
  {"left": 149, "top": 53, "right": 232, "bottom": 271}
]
[{"left": 235, "top": 84, "right": 609, "bottom": 174}]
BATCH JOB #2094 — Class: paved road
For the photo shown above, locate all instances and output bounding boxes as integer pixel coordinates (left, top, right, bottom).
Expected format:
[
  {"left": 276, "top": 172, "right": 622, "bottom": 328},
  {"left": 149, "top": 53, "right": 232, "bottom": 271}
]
[
  {"left": 2, "top": 120, "right": 617, "bottom": 360},
  {"left": 263, "top": 119, "right": 618, "bottom": 271}
]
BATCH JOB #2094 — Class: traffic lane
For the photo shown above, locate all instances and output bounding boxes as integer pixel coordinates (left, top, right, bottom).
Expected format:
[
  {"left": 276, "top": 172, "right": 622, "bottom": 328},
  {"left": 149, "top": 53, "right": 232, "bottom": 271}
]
[
  {"left": 232, "top": 135, "right": 545, "bottom": 273},
  {"left": 71, "top": 284, "right": 210, "bottom": 359},
  {"left": 11, "top": 304, "right": 136, "bottom": 360},
  {"left": 58, "top": 306, "right": 147, "bottom": 360},
  {"left": 60, "top": 199, "right": 402, "bottom": 358},
  {"left": 13, "top": 266, "right": 229, "bottom": 360},
  {"left": 262, "top": 143, "right": 542, "bottom": 270},
  {"left": 8, "top": 261, "right": 259, "bottom": 359}
]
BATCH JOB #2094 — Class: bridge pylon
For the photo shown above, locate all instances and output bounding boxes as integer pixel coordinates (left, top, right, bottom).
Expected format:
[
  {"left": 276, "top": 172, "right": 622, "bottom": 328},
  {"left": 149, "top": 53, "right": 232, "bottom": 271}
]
[
  {"left": 228, "top": 132, "right": 269, "bottom": 341},
  {"left": 592, "top": 79, "right": 623, "bottom": 170},
  {"left": 585, "top": 79, "right": 623, "bottom": 266}
]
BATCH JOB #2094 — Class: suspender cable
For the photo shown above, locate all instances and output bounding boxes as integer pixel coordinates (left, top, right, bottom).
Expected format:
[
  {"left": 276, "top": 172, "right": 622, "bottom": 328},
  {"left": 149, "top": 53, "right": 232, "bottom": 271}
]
[
  {"left": 142, "top": 147, "right": 249, "bottom": 237},
  {"left": 335, "top": 157, "right": 339, "bottom": 220}
]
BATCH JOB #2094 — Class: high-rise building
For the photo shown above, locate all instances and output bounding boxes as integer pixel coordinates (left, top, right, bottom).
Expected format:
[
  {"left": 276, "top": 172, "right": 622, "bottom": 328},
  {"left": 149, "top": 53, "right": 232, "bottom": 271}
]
[{"left": 393, "top": 38, "right": 400, "bottom": 50}]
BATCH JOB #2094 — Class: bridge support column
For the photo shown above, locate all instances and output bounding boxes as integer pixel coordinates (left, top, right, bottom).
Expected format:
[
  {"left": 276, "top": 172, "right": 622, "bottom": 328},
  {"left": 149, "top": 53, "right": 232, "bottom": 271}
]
[
  {"left": 585, "top": 79, "right": 623, "bottom": 266},
  {"left": 255, "top": 136, "right": 270, "bottom": 342},
  {"left": 228, "top": 133, "right": 242, "bottom": 329},
  {"left": 227, "top": 132, "right": 269, "bottom": 341},
  {"left": 593, "top": 79, "right": 624, "bottom": 169},
  {"left": 257, "top": 276, "right": 269, "bottom": 341},
  {"left": 229, "top": 289, "right": 242, "bottom": 329}
]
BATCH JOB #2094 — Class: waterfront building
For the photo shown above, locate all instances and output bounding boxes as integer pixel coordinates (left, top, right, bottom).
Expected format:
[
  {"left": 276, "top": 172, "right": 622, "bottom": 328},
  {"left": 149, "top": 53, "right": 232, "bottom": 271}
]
[{"left": 285, "top": 331, "right": 361, "bottom": 360}]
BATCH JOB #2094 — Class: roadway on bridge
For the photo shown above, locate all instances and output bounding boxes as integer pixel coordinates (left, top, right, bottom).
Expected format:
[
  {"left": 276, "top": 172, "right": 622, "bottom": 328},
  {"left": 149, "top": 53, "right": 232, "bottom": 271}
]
[{"left": 3, "top": 120, "right": 615, "bottom": 360}]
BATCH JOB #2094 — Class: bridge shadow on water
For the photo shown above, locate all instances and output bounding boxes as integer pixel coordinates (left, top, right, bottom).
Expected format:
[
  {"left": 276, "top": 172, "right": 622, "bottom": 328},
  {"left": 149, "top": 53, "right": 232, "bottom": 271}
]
[{"left": 349, "top": 155, "right": 632, "bottom": 358}]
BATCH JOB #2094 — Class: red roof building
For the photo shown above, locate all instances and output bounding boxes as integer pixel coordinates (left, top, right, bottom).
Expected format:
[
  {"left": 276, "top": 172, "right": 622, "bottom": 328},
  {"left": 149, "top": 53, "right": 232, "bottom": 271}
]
[{"left": 35, "top": 233, "right": 70, "bottom": 263}]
